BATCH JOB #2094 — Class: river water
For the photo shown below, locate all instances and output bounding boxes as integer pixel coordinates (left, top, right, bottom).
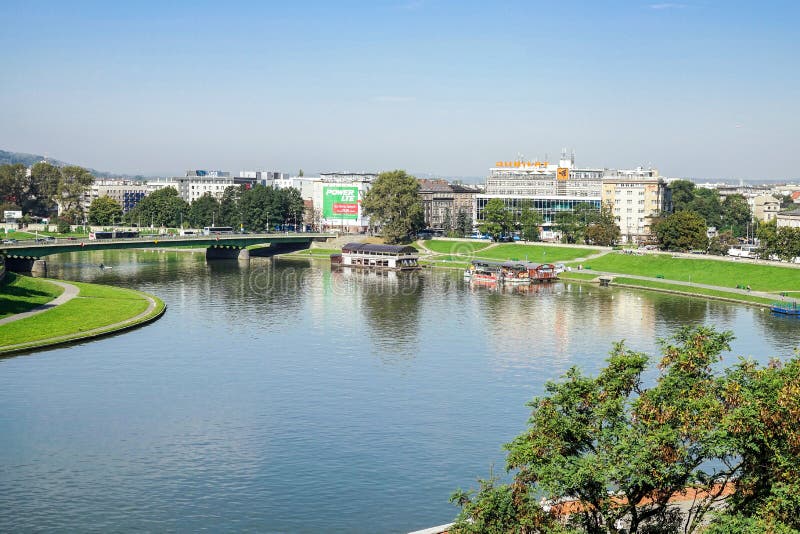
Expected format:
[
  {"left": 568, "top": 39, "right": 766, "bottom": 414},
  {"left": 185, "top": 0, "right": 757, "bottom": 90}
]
[{"left": 1, "top": 250, "right": 798, "bottom": 533}]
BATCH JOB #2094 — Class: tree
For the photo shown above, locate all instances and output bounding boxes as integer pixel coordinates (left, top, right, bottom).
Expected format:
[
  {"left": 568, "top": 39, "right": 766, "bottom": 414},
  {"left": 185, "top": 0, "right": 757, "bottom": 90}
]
[
  {"left": 708, "top": 229, "right": 739, "bottom": 256},
  {"left": 479, "top": 198, "right": 512, "bottom": 241},
  {"left": 585, "top": 205, "right": 620, "bottom": 246},
  {"left": 88, "top": 196, "right": 123, "bottom": 226},
  {"left": 28, "top": 162, "right": 61, "bottom": 216},
  {"left": 654, "top": 210, "right": 708, "bottom": 251},
  {"left": 517, "top": 206, "right": 542, "bottom": 242},
  {"left": 668, "top": 179, "right": 696, "bottom": 212},
  {"left": 779, "top": 194, "right": 795, "bottom": 211},
  {"left": 361, "top": 170, "right": 425, "bottom": 243},
  {"left": 452, "top": 327, "right": 800, "bottom": 534},
  {"left": 720, "top": 194, "right": 752, "bottom": 238},
  {"left": 0, "top": 163, "right": 29, "bottom": 209},
  {"left": 124, "top": 187, "right": 188, "bottom": 227},
  {"left": 455, "top": 209, "right": 473, "bottom": 238},
  {"left": 188, "top": 193, "right": 220, "bottom": 228},
  {"left": 219, "top": 185, "right": 243, "bottom": 227},
  {"left": 57, "top": 165, "right": 94, "bottom": 217},
  {"left": 298, "top": 169, "right": 304, "bottom": 177},
  {"left": 687, "top": 188, "right": 722, "bottom": 229}
]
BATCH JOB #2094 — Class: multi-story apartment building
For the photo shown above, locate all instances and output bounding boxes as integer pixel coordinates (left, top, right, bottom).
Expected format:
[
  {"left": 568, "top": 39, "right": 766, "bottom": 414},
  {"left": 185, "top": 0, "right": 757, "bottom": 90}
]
[
  {"left": 601, "top": 168, "right": 668, "bottom": 243},
  {"left": 147, "top": 170, "right": 234, "bottom": 203},
  {"left": 752, "top": 195, "right": 781, "bottom": 222},
  {"left": 418, "top": 179, "right": 478, "bottom": 230},
  {"left": 79, "top": 179, "right": 149, "bottom": 215}
]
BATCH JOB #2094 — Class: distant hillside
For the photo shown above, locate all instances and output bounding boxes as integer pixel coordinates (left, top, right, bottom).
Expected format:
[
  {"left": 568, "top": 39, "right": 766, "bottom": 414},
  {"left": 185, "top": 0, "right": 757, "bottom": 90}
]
[{"left": 0, "top": 149, "right": 148, "bottom": 179}]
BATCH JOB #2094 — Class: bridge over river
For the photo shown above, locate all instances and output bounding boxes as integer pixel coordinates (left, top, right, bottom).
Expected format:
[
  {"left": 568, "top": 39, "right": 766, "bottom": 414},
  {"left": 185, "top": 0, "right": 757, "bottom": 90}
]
[{"left": 0, "top": 233, "right": 335, "bottom": 275}]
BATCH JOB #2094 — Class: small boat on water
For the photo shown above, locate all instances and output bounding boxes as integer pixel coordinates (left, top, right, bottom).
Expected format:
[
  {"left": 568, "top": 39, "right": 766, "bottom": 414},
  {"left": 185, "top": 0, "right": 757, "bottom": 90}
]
[{"left": 771, "top": 301, "right": 800, "bottom": 316}]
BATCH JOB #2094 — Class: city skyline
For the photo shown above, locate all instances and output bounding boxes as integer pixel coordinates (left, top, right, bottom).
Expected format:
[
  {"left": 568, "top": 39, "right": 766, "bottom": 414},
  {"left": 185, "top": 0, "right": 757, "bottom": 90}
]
[{"left": 1, "top": 1, "right": 798, "bottom": 180}]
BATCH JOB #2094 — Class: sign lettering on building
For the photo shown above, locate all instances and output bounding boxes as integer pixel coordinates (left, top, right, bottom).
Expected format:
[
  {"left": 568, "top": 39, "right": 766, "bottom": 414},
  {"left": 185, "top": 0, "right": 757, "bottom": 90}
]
[
  {"left": 557, "top": 168, "right": 570, "bottom": 181},
  {"left": 323, "top": 186, "right": 359, "bottom": 220},
  {"left": 494, "top": 161, "right": 549, "bottom": 168}
]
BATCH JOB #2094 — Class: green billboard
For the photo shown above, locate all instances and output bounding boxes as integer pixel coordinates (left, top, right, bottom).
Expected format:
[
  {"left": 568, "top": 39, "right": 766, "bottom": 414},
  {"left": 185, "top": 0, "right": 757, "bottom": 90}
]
[{"left": 323, "top": 186, "right": 359, "bottom": 220}]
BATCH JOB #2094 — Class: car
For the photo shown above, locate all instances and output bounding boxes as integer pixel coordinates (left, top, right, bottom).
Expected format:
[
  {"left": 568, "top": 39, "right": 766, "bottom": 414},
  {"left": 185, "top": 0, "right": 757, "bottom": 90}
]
[
  {"left": 498, "top": 235, "right": 514, "bottom": 242},
  {"left": 2, "top": 238, "right": 16, "bottom": 244}
]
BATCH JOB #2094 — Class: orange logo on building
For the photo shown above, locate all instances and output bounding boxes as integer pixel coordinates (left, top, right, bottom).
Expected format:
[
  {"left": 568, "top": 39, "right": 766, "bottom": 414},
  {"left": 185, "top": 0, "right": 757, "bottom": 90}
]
[{"left": 557, "top": 168, "right": 569, "bottom": 181}]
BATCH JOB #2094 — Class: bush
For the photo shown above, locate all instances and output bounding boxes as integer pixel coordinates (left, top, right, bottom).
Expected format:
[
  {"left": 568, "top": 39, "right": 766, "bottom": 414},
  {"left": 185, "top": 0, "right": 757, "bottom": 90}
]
[{"left": 57, "top": 219, "right": 71, "bottom": 234}]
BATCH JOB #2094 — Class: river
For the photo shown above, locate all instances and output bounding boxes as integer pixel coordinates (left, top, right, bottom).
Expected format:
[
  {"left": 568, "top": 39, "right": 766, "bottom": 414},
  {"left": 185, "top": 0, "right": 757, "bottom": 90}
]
[{"left": 0, "top": 249, "right": 797, "bottom": 532}]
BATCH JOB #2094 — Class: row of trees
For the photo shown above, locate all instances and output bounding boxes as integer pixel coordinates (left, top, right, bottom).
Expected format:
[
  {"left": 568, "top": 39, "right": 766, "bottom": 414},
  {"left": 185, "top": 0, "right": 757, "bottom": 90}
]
[
  {"left": 669, "top": 180, "right": 754, "bottom": 238},
  {"left": 120, "top": 185, "right": 305, "bottom": 231},
  {"left": 0, "top": 162, "right": 93, "bottom": 223},
  {"left": 452, "top": 327, "right": 800, "bottom": 533}
]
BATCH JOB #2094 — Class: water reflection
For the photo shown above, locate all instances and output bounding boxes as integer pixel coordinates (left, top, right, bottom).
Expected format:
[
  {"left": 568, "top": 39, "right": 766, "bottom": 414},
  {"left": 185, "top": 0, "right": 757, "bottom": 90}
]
[{"left": 5, "top": 250, "right": 798, "bottom": 533}]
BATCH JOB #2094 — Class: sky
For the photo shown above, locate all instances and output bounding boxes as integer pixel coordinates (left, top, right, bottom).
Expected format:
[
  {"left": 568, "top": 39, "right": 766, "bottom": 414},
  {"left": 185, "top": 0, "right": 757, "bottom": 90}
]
[{"left": 0, "top": 0, "right": 798, "bottom": 181}]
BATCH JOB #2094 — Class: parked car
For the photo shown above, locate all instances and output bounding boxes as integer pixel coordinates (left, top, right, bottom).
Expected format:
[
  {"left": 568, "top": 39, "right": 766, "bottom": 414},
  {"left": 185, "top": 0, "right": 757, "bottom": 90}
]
[{"left": 2, "top": 238, "right": 17, "bottom": 244}]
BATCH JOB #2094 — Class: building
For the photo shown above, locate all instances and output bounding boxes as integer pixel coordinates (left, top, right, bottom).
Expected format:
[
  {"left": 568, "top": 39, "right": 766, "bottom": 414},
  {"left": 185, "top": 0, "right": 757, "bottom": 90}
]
[
  {"left": 476, "top": 150, "right": 603, "bottom": 238},
  {"left": 147, "top": 170, "right": 235, "bottom": 203},
  {"left": 418, "top": 179, "right": 478, "bottom": 231},
  {"left": 338, "top": 242, "right": 419, "bottom": 270},
  {"left": 777, "top": 208, "right": 800, "bottom": 229},
  {"left": 312, "top": 172, "right": 375, "bottom": 232},
  {"left": 79, "top": 179, "right": 149, "bottom": 215},
  {"left": 601, "top": 169, "right": 667, "bottom": 243},
  {"left": 752, "top": 194, "right": 781, "bottom": 222}
]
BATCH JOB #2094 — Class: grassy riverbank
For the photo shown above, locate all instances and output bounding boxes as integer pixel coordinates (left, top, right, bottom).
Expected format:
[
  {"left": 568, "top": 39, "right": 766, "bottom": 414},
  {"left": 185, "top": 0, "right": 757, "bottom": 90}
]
[
  {"left": 572, "top": 253, "right": 800, "bottom": 293},
  {"left": 0, "top": 277, "right": 166, "bottom": 355},
  {"left": 0, "top": 273, "right": 65, "bottom": 318}
]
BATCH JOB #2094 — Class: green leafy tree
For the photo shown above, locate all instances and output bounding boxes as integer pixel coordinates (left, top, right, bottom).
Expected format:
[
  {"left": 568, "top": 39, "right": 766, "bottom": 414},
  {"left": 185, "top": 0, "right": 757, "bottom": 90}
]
[
  {"left": 654, "top": 210, "right": 708, "bottom": 251},
  {"left": 687, "top": 188, "right": 723, "bottom": 229},
  {"left": 88, "top": 196, "right": 124, "bottom": 225},
  {"left": 188, "top": 193, "right": 220, "bottom": 228},
  {"left": 779, "top": 194, "right": 795, "bottom": 211},
  {"left": 219, "top": 186, "right": 243, "bottom": 227},
  {"left": 361, "top": 170, "right": 425, "bottom": 243},
  {"left": 479, "top": 198, "right": 512, "bottom": 241},
  {"left": 124, "top": 187, "right": 188, "bottom": 227},
  {"left": 720, "top": 194, "right": 752, "bottom": 238},
  {"left": 668, "top": 179, "right": 696, "bottom": 212},
  {"left": 455, "top": 209, "right": 473, "bottom": 238},
  {"left": 708, "top": 229, "right": 739, "bottom": 256},
  {"left": 57, "top": 165, "right": 94, "bottom": 217},
  {"left": 28, "top": 162, "right": 61, "bottom": 216},
  {"left": 0, "top": 163, "right": 29, "bottom": 209},
  {"left": 584, "top": 205, "right": 620, "bottom": 246},
  {"left": 517, "top": 206, "right": 542, "bottom": 242},
  {"left": 454, "top": 327, "right": 800, "bottom": 534},
  {"left": 442, "top": 209, "right": 453, "bottom": 235}
]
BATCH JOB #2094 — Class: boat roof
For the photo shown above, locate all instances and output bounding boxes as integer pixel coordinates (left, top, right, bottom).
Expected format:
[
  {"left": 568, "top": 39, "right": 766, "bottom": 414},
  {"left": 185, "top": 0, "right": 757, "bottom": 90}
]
[
  {"left": 470, "top": 259, "right": 554, "bottom": 269},
  {"left": 342, "top": 242, "right": 418, "bottom": 254}
]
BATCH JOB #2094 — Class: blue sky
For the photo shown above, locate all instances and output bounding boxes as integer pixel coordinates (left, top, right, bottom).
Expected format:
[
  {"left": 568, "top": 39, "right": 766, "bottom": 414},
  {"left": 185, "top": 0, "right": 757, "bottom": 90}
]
[{"left": 0, "top": 0, "right": 798, "bottom": 180}]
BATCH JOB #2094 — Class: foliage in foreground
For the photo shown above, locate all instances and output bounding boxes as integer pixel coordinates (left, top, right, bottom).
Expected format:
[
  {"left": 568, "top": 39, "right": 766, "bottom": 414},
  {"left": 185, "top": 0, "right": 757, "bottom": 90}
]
[{"left": 451, "top": 327, "right": 800, "bottom": 533}]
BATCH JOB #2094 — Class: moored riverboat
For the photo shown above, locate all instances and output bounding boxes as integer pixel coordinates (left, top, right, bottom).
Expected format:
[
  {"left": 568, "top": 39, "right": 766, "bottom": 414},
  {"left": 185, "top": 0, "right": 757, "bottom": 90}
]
[
  {"left": 465, "top": 260, "right": 558, "bottom": 285},
  {"left": 335, "top": 243, "right": 420, "bottom": 270},
  {"left": 771, "top": 301, "right": 800, "bottom": 316}
]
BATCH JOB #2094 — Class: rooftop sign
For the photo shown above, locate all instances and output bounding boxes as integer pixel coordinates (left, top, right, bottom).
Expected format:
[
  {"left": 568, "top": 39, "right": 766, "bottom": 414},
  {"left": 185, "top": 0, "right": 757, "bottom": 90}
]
[{"left": 495, "top": 161, "right": 550, "bottom": 168}]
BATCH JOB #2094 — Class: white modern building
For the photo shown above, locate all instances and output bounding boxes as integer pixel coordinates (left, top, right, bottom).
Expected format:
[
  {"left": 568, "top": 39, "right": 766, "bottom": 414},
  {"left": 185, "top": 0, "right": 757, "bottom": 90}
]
[{"left": 147, "top": 170, "right": 235, "bottom": 203}]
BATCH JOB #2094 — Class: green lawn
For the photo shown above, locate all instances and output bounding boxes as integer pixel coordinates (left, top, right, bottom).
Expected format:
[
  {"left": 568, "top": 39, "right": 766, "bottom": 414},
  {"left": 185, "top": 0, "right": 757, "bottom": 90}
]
[
  {"left": 475, "top": 243, "right": 599, "bottom": 263},
  {"left": 0, "top": 280, "right": 158, "bottom": 349},
  {"left": 572, "top": 253, "right": 800, "bottom": 293},
  {"left": 420, "top": 239, "right": 492, "bottom": 255},
  {"left": 0, "top": 273, "right": 65, "bottom": 318}
]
